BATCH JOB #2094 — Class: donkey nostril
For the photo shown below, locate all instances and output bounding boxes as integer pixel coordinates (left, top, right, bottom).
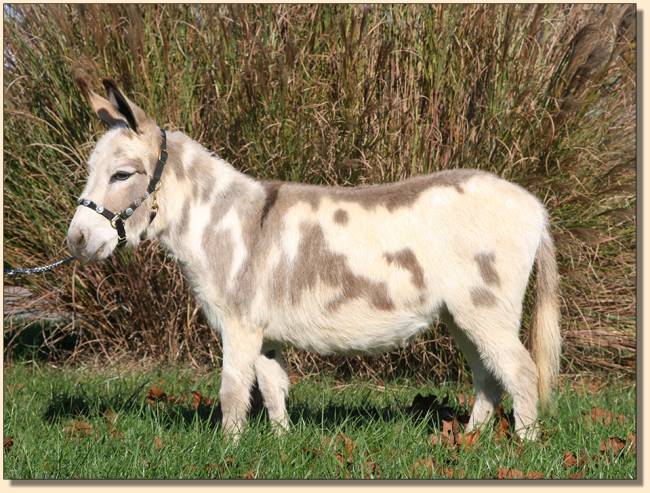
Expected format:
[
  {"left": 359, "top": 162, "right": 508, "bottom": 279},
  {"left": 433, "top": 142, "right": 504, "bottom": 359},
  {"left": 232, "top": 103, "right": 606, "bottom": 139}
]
[
  {"left": 69, "top": 229, "right": 87, "bottom": 252},
  {"left": 76, "top": 231, "right": 86, "bottom": 248}
]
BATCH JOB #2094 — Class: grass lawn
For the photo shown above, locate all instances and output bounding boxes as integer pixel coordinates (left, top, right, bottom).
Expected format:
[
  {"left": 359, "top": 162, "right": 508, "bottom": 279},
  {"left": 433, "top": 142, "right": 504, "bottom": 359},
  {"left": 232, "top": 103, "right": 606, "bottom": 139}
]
[{"left": 3, "top": 361, "right": 637, "bottom": 480}]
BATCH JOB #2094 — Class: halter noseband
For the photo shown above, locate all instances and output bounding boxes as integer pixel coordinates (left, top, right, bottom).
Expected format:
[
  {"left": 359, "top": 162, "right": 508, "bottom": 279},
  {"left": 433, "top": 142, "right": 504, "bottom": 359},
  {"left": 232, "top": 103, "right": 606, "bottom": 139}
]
[{"left": 78, "top": 129, "right": 168, "bottom": 248}]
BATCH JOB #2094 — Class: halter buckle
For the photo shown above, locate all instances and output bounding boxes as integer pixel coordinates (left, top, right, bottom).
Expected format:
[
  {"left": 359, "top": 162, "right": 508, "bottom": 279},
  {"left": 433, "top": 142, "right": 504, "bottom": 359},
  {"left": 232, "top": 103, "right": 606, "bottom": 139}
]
[
  {"left": 110, "top": 215, "right": 121, "bottom": 230},
  {"left": 151, "top": 182, "right": 161, "bottom": 213}
]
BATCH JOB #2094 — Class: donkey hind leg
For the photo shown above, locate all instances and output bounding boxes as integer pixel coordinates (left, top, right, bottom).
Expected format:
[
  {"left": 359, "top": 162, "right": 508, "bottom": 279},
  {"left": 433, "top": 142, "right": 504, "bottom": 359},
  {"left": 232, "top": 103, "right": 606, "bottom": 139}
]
[
  {"left": 255, "top": 346, "right": 290, "bottom": 432},
  {"left": 446, "top": 317, "right": 502, "bottom": 432},
  {"left": 219, "top": 321, "right": 263, "bottom": 441},
  {"left": 451, "top": 308, "right": 539, "bottom": 440}
]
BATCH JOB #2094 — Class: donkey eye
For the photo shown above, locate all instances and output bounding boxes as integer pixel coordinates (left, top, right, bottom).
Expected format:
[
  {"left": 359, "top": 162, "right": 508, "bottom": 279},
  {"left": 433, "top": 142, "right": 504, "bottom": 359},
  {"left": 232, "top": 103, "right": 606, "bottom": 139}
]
[{"left": 110, "top": 171, "right": 134, "bottom": 183}]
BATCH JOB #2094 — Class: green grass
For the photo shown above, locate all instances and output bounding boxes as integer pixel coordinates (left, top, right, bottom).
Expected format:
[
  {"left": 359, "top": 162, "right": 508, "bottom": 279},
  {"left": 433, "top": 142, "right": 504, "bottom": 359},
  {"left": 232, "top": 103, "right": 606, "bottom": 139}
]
[{"left": 3, "top": 362, "right": 636, "bottom": 480}]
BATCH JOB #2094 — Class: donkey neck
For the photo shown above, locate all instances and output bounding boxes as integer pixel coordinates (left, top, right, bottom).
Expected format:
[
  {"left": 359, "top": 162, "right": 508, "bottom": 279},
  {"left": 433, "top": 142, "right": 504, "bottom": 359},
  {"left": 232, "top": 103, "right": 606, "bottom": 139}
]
[{"left": 151, "top": 131, "right": 264, "bottom": 261}]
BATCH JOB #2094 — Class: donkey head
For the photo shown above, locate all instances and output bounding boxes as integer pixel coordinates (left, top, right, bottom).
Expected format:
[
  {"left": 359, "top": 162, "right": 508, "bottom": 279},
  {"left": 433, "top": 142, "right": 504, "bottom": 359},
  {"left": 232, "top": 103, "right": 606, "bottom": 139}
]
[{"left": 67, "top": 79, "right": 165, "bottom": 263}]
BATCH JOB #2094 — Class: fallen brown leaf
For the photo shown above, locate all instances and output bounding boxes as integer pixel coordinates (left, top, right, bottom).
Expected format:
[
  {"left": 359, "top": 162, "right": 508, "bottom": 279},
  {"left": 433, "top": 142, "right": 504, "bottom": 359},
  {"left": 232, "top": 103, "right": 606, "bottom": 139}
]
[
  {"left": 147, "top": 384, "right": 167, "bottom": 403},
  {"left": 412, "top": 458, "right": 436, "bottom": 476},
  {"left": 497, "top": 468, "right": 524, "bottom": 479},
  {"left": 441, "top": 419, "right": 456, "bottom": 447},
  {"left": 457, "top": 393, "right": 475, "bottom": 408},
  {"left": 563, "top": 451, "right": 578, "bottom": 468},
  {"left": 243, "top": 470, "right": 255, "bottom": 479},
  {"left": 587, "top": 407, "right": 625, "bottom": 426},
  {"left": 526, "top": 471, "right": 544, "bottom": 479},
  {"left": 110, "top": 428, "right": 125, "bottom": 440},
  {"left": 339, "top": 432, "right": 355, "bottom": 463},
  {"left": 103, "top": 409, "right": 118, "bottom": 424},
  {"left": 6, "top": 383, "right": 24, "bottom": 393},
  {"left": 572, "top": 378, "right": 609, "bottom": 396},
  {"left": 4, "top": 436, "right": 14, "bottom": 452},
  {"left": 627, "top": 432, "right": 637, "bottom": 450},
  {"left": 599, "top": 436, "right": 626, "bottom": 456},
  {"left": 302, "top": 446, "right": 320, "bottom": 458},
  {"left": 364, "top": 460, "right": 380, "bottom": 479},
  {"left": 64, "top": 420, "right": 94, "bottom": 439},
  {"left": 153, "top": 436, "right": 164, "bottom": 449},
  {"left": 495, "top": 417, "right": 511, "bottom": 443},
  {"left": 569, "top": 472, "right": 586, "bottom": 479},
  {"left": 191, "top": 391, "right": 202, "bottom": 410},
  {"left": 442, "top": 467, "right": 466, "bottom": 479},
  {"left": 457, "top": 430, "right": 480, "bottom": 450}
]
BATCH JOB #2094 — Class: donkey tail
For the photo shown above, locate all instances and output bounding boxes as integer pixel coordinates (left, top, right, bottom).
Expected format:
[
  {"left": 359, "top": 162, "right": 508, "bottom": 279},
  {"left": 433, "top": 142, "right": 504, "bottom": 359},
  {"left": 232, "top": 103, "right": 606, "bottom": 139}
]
[{"left": 531, "top": 224, "right": 561, "bottom": 413}]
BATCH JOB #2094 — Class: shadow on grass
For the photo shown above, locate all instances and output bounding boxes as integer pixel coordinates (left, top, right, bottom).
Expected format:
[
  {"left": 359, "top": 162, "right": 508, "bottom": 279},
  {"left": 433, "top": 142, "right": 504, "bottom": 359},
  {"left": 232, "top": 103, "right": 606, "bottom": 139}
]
[
  {"left": 43, "top": 382, "right": 148, "bottom": 423},
  {"left": 42, "top": 381, "right": 511, "bottom": 434},
  {"left": 287, "top": 392, "right": 484, "bottom": 434}
]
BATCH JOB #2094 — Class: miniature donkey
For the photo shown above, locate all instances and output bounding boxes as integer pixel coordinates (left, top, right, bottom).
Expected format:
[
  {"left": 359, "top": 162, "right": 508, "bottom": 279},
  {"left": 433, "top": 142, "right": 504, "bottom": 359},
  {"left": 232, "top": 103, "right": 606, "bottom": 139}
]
[{"left": 67, "top": 79, "right": 561, "bottom": 441}]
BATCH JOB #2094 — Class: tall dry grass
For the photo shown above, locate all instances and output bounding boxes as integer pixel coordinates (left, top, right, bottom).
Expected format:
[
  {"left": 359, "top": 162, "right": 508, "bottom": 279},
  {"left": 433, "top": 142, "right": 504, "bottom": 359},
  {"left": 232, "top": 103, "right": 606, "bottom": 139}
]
[{"left": 3, "top": 4, "right": 636, "bottom": 380}]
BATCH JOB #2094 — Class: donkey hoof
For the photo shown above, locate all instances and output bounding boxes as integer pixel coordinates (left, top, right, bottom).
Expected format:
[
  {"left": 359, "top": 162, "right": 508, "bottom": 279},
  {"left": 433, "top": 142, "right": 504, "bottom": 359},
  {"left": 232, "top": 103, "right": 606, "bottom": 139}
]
[{"left": 516, "top": 423, "right": 539, "bottom": 441}]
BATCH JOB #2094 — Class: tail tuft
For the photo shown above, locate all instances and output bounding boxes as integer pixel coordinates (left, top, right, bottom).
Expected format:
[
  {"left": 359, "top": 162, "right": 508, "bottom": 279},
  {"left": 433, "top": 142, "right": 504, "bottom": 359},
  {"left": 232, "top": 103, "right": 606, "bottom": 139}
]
[{"left": 531, "top": 227, "right": 561, "bottom": 413}]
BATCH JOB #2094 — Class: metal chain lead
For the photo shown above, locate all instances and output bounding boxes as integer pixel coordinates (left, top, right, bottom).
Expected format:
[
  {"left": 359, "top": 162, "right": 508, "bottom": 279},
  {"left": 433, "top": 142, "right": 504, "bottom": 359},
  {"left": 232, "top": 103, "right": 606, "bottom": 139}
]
[{"left": 3, "top": 255, "right": 77, "bottom": 276}]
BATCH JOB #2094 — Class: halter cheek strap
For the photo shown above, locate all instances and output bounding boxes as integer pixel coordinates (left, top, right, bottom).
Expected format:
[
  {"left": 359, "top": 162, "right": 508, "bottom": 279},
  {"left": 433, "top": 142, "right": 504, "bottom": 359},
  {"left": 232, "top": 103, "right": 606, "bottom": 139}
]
[{"left": 78, "top": 129, "right": 168, "bottom": 248}]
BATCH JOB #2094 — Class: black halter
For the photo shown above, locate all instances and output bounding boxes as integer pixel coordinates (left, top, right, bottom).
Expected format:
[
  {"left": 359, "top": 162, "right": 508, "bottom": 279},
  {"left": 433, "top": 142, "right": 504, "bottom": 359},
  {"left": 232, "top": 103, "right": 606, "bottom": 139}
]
[{"left": 78, "top": 129, "right": 168, "bottom": 248}]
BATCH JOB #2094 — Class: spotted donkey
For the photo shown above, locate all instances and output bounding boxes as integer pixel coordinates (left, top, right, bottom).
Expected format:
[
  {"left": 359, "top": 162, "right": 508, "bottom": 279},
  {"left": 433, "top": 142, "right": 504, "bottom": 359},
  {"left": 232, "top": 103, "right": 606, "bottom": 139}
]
[{"left": 67, "top": 79, "right": 561, "bottom": 441}]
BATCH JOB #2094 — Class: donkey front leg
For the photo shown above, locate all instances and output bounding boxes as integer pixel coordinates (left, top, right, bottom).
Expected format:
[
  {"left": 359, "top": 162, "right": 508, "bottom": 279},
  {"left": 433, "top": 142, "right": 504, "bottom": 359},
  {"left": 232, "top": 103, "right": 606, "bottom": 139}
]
[
  {"left": 219, "top": 319, "right": 263, "bottom": 441},
  {"left": 255, "top": 346, "right": 290, "bottom": 432}
]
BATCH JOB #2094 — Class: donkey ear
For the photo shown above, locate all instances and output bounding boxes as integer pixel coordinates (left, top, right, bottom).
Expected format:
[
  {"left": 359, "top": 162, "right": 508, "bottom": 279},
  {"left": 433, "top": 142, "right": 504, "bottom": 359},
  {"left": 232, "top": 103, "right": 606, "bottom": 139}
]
[
  {"left": 102, "top": 79, "right": 152, "bottom": 134},
  {"left": 76, "top": 77, "right": 130, "bottom": 129}
]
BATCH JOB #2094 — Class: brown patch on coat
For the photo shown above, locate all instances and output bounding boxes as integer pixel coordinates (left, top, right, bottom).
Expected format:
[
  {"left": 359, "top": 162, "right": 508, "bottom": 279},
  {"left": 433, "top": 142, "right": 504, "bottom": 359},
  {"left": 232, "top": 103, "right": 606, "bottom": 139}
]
[
  {"left": 164, "top": 135, "right": 188, "bottom": 183},
  {"left": 320, "top": 170, "right": 474, "bottom": 211},
  {"left": 470, "top": 287, "right": 497, "bottom": 307},
  {"left": 272, "top": 223, "right": 394, "bottom": 312},
  {"left": 333, "top": 209, "right": 348, "bottom": 225},
  {"left": 104, "top": 172, "right": 148, "bottom": 212},
  {"left": 176, "top": 199, "right": 191, "bottom": 238},
  {"left": 100, "top": 172, "right": 151, "bottom": 233},
  {"left": 324, "top": 168, "right": 479, "bottom": 211},
  {"left": 188, "top": 154, "right": 216, "bottom": 203},
  {"left": 263, "top": 169, "right": 482, "bottom": 215},
  {"left": 474, "top": 252, "right": 500, "bottom": 287},
  {"left": 254, "top": 181, "right": 319, "bottom": 230},
  {"left": 203, "top": 181, "right": 267, "bottom": 312},
  {"left": 171, "top": 157, "right": 187, "bottom": 182},
  {"left": 208, "top": 181, "right": 255, "bottom": 224},
  {"left": 384, "top": 249, "right": 425, "bottom": 290},
  {"left": 201, "top": 222, "right": 234, "bottom": 290},
  {"left": 261, "top": 182, "right": 281, "bottom": 228}
]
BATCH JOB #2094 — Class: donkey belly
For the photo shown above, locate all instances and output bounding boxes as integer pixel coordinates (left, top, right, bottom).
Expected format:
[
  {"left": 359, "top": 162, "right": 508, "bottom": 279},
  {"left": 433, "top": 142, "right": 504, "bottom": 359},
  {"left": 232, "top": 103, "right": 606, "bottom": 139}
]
[{"left": 265, "top": 303, "right": 436, "bottom": 355}]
